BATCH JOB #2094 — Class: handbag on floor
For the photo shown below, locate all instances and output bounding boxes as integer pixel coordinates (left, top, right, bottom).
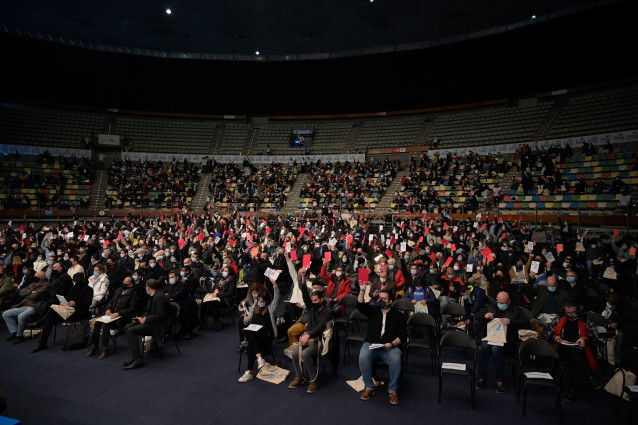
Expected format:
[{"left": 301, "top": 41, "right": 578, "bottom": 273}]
[{"left": 64, "top": 322, "right": 88, "bottom": 351}]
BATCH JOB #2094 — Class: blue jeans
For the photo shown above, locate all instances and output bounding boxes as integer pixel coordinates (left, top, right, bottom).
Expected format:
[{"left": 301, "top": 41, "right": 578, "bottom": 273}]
[
  {"left": 358, "top": 342, "right": 402, "bottom": 393},
  {"left": 478, "top": 341, "right": 504, "bottom": 381},
  {"left": 2, "top": 306, "right": 38, "bottom": 337}
]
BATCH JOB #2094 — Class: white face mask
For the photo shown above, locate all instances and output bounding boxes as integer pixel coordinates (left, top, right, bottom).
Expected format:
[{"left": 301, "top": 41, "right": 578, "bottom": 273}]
[
  {"left": 380, "top": 277, "right": 387, "bottom": 283},
  {"left": 335, "top": 271, "right": 342, "bottom": 277}
]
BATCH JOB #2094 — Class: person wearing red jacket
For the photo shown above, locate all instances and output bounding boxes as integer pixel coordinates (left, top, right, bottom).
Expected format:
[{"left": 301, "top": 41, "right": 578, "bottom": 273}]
[
  {"left": 319, "top": 262, "right": 351, "bottom": 305},
  {"left": 387, "top": 258, "right": 405, "bottom": 291}
]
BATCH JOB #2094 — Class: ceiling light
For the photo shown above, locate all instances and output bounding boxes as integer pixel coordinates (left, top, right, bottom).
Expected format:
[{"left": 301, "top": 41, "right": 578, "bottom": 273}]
[
  {"left": 166, "top": 9, "right": 172, "bottom": 15},
  {"left": 255, "top": 50, "right": 260, "bottom": 55},
  {"left": 531, "top": 15, "right": 536, "bottom": 19}
]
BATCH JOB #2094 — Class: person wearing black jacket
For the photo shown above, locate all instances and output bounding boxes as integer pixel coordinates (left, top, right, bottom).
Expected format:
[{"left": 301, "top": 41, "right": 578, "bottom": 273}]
[
  {"left": 475, "top": 291, "right": 528, "bottom": 393},
  {"left": 356, "top": 280, "right": 407, "bottom": 405},
  {"left": 86, "top": 276, "right": 138, "bottom": 359},
  {"left": 48, "top": 262, "right": 73, "bottom": 306},
  {"left": 288, "top": 268, "right": 333, "bottom": 394},
  {"left": 123, "top": 279, "right": 171, "bottom": 370},
  {"left": 31, "top": 273, "right": 93, "bottom": 353}
]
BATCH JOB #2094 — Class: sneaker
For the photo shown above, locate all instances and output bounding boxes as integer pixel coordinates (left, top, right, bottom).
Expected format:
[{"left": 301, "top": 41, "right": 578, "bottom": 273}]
[
  {"left": 476, "top": 377, "right": 486, "bottom": 390},
  {"left": 360, "top": 389, "right": 375, "bottom": 400},
  {"left": 496, "top": 381, "right": 505, "bottom": 394},
  {"left": 389, "top": 392, "right": 399, "bottom": 405},
  {"left": 307, "top": 381, "right": 319, "bottom": 394},
  {"left": 257, "top": 357, "right": 267, "bottom": 370},
  {"left": 238, "top": 371, "right": 254, "bottom": 383},
  {"left": 288, "top": 376, "right": 306, "bottom": 389}
]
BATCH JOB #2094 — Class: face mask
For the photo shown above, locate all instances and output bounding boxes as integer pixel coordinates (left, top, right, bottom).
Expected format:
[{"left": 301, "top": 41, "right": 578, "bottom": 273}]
[
  {"left": 342, "top": 257, "right": 347, "bottom": 263},
  {"left": 63, "top": 256, "right": 69, "bottom": 261},
  {"left": 474, "top": 253, "right": 479, "bottom": 258},
  {"left": 153, "top": 249, "right": 158, "bottom": 253},
  {"left": 222, "top": 271, "right": 229, "bottom": 278},
  {"left": 497, "top": 302, "right": 508, "bottom": 311},
  {"left": 57, "top": 252, "right": 63, "bottom": 256},
  {"left": 562, "top": 262, "right": 568, "bottom": 268},
  {"left": 591, "top": 245, "right": 596, "bottom": 249},
  {"left": 302, "top": 247, "right": 308, "bottom": 252},
  {"left": 410, "top": 269, "right": 417, "bottom": 275},
  {"left": 370, "top": 299, "right": 386, "bottom": 308},
  {"left": 23, "top": 270, "right": 29, "bottom": 275},
  {"left": 37, "top": 257, "right": 43, "bottom": 262},
  {"left": 404, "top": 255, "right": 409, "bottom": 261},
  {"left": 257, "top": 301, "right": 266, "bottom": 308},
  {"left": 380, "top": 277, "right": 387, "bottom": 283},
  {"left": 430, "top": 269, "right": 435, "bottom": 275},
  {"left": 447, "top": 274, "right": 454, "bottom": 279},
  {"left": 191, "top": 257, "right": 197, "bottom": 262},
  {"left": 180, "top": 271, "right": 185, "bottom": 277},
  {"left": 606, "top": 303, "right": 614, "bottom": 309},
  {"left": 150, "top": 263, "right": 156, "bottom": 268},
  {"left": 566, "top": 312, "right": 578, "bottom": 321},
  {"left": 335, "top": 271, "right": 342, "bottom": 277},
  {"left": 547, "top": 285, "right": 557, "bottom": 293},
  {"left": 566, "top": 276, "right": 575, "bottom": 283},
  {"left": 252, "top": 293, "right": 259, "bottom": 300},
  {"left": 132, "top": 275, "right": 139, "bottom": 281},
  {"left": 93, "top": 271, "right": 99, "bottom": 277},
  {"left": 169, "top": 278, "right": 176, "bottom": 285},
  {"left": 47, "top": 260, "right": 53, "bottom": 265},
  {"left": 453, "top": 265, "right": 459, "bottom": 271},
  {"left": 388, "top": 265, "right": 395, "bottom": 270},
  {"left": 157, "top": 255, "right": 164, "bottom": 260},
  {"left": 463, "top": 295, "right": 469, "bottom": 300},
  {"left": 170, "top": 249, "right": 175, "bottom": 254},
  {"left": 121, "top": 254, "right": 126, "bottom": 258}
]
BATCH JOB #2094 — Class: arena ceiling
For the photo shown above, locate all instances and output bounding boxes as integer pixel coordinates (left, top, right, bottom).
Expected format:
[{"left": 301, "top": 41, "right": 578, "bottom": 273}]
[{"left": 0, "top": 0, "right": 620, "bottom": 61}]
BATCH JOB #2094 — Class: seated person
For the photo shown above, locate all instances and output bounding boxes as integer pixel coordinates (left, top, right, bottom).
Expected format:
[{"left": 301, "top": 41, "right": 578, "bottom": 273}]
[
  {"left": 0, "top": 266, "right": 17, "bottom": 310},
  {"left": 546, "top": 300, "right": 601, "bottom": 402},
  {"left": 31, "top": 273, "right": 93, "bottom": 352},
  {"left": 356, "top": 280, "right": 407, "bottom": 405},
  {"left": 509, "top": 255, "right": 532, "bottom": 284},
  {"left": 88, "top": 264, "right": 110, "bottom": 313},
  {"left": 531, "top": 275, "right": 568, "bottom": 319},
  {"left": 404, "top": 274, "right": 439, "bottom": 317},
  {"left": 122, "top": 279, "right": 172, "bottom": 370},
  {"left": 2, "top": 271, "right": 52, "bottom": 344},
  {"left": 238, "top": 278, "right": 280, "bottom": 383},
  {"left": 237, "top": 282, "right": 269, "bottom": 350},
  {"left": 319, "top": 261, "right": 352, "bottom": 309},
  {"left": 366, "top": 267, "right": 396, "bottom": 303},
  {"left": 198, "top": 263, "right": 237, "bottom": 331},
  {"left": 458, "top": 284, "right": 487, "bottom": 336},
  {"left": 475, "top": 291, "right": 528, "bottom": 394},
  {"left": 289, "top": 268, "right": 333, "bottom": 393},
  {"left": 86, "top": 276, "right": 138, "bottom": 359}
]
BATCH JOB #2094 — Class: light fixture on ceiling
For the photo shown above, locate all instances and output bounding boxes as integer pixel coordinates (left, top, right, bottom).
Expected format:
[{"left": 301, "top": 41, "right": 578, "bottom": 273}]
[
  {"left": 255, "top": 51, "right": 260, "bottom": 55},
  {"left": 166, "top": 8, "right": 172, "bottom": 15}
]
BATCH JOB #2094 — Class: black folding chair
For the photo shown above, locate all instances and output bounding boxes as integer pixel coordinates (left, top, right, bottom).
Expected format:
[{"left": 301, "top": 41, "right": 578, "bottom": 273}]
[
  {"left": 615, "top": 348, "right": 638, "bottom": 423},
  {"left": 343, "top": 309, "right": 368, "bottom": 364},
  {"left": 438, "top": 330, "right": 476, "bottom": 408},
  {"left": 406, "top": 312, "right": 437, "bottom": 375},
  {"left": 517, "top": 338, "right": 562, "bottom": 422}
]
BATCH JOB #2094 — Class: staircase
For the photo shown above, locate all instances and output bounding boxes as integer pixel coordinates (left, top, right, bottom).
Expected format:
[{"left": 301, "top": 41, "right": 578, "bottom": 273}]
[
  {"left": 344, "top": 125, "right": 361, "bottom": 153},
  {"left": 374, "top": 169, "right": 408, "bottom": 213},
  {"left": 282, "top": 173, "right": 309, "bottom": 213},
  {"left": 88, "top": 170, "right": 108, "bottom": 210},
  {"left": 208, "top": 126, "right": 222, "bottom": 155},
  {"left": 189, "top": 173, "right": 212, "bottom": 212},
  {"left": 414, "top": 120, "right": 432, "bottom": 146}
]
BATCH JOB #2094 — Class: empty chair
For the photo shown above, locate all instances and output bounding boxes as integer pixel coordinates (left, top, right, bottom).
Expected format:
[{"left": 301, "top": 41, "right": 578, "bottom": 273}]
[
  {"left": 405, "top": 312, "right": 438, "bottom": 375},
  {"left": 517, "top": 338, "right": 562, "bottom": 421},
  {"left": 438, "top": 330, "right": 477, "bottom": 408}
]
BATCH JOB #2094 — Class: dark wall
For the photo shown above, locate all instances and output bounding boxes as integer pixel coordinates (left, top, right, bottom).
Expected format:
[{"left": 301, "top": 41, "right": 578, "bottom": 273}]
[{"left": 1, "top": 1, "right": 636, "bottom": 116}]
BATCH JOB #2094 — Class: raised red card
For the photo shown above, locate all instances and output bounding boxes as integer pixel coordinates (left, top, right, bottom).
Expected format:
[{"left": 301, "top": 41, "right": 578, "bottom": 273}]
[
  {"left": 303, "top": 254, "right": 311, "bottom": 268},
  {"left": 444, "top": 257, "right": 453, "bottom": 267},
  {"left": 358, "top": 268, "right": 369, "bottom": 283},
  {"left": 557, "top": 244, "right": 563, "bottom": 253},
  {"left": 324, "top": 251, "right": 331, "bottom": 262},
  {"left": 385, "top": 249, "right": 392, "bottom": 258},
  {"left": 290, "top": 251, "right": 298, "bottom": 261}
]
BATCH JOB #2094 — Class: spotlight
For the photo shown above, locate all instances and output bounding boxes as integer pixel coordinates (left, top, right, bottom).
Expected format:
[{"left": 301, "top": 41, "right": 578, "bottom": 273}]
[
  {"left": 255, "top": 50, "right": 260, "bottom": 55},
  {"left": 166, "top": 8, "right": 172, "bottom": 15}
]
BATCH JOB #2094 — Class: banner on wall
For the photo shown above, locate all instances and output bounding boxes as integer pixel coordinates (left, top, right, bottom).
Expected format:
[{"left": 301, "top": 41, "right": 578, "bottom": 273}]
[
  {"left": 0, "top": 144, "right": 91, "bottom": 158},
  {"left": 121, "top": 152, "right": 366, "bottom": 164},
  {"left": 427, "top": 128, "right": 638, "bottom": 158}
]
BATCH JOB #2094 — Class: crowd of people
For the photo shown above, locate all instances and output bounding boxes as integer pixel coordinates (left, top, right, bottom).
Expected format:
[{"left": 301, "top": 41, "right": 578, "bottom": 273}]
[
  {"left": 106, "top": 158, "right": 200, "bottom": 209},
  {"left": 1, "top": 153, "right": 93, "bottom": 210},
  {"left": 1, "top": 208, "right": 637, "bottom": 405},
  {"left": 206, "top": 161, "right": 298, "bottom": 211},
  {"left": 299, "top": 159, "right": 399, "bottom": 210}
]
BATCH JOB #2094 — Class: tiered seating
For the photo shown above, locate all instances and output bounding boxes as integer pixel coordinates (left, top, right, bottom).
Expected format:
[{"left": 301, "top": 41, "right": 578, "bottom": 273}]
[
  {"left": 105, "top": 159, "right": 202, "bottom": 209},
  {"left": 298, "top": 160, "right": 397, "bottom": 209},
  {"left": 0, "top": 103, "right": 103, "bottom": 148},
  {"left": 250, "top": 120, "right": 354, "bottom": 155},
  {"left": 117, "top": 115, "right": 216, "bottom": 154},
  {"left": 546, "top": 84, "right": 638, "bottom": 140},
  {"left": 500, "top": 149, "right": 637, "bottom": 215},
  {"left": 0, "top": 155, "right": 93, "bottom": 209},
  {"left": 392, "top": 154, "right": 510, "bottom": 213},
  {"left": 216, "top": 121, "right": 251, "bottom": 155},
  {"left": 425, "top": 102, "right": 553, "bottom": 149},
  {"left": 353, "top": 116, "right": 425, "bottom": 151},
  {"left": 206, "top": 162, "right": 298, "bottom": 211}
]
